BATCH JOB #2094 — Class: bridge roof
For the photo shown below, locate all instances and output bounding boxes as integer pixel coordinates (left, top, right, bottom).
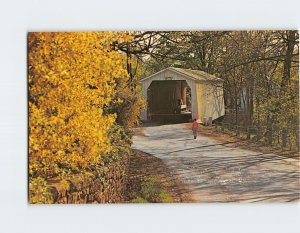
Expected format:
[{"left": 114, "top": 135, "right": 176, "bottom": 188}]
[{"left": 141, "top": 67, "right": 223, "bottom": 82}]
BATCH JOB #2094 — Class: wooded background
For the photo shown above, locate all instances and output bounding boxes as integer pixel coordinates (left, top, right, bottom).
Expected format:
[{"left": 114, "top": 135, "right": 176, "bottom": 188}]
[
  {"left": 118, "top": 31, "right": 299, "bottom": 149},
  {"left": 28, "top": 31, "right": 299, "bottom": 203}
]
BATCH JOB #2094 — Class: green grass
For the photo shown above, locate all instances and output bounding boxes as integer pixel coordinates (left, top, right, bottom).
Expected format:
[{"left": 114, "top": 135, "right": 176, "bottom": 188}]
[
  {"left": 130, "top": 176, "right": 174, "bottom": 203},
  {"left": 131, "top": 197, "right": 149, "bottom": 203},
  {"left": 158, "top": 190, "right": 174, "bottom": 203}
]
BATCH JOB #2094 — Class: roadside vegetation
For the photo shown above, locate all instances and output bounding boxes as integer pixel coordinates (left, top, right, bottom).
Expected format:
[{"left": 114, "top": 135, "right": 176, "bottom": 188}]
[
  {"left": 28, "top": 31, "right": 298, "bottom": 203},
  {"left": 130, "top": 176, "right": 174, "bottom": 203},
  {"left": 28, "top": 32, "right": 145, "bottom": 203},
  {"left": 126, "top": 150, "right": 193, "bottom": 203}
]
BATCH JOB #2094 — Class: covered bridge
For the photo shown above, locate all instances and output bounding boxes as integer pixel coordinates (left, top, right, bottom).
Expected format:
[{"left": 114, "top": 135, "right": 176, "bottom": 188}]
[{"left": 141, "top": 67, "right": 225, "bottom": 123}]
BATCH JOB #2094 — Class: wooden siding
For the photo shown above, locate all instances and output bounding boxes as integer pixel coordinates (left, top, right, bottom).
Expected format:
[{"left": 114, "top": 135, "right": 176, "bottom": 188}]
[{"left": 141, "top": 69, "right": 224, "bottom": 122}]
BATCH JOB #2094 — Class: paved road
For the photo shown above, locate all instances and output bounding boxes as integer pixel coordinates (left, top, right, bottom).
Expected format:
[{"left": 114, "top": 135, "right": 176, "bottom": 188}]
[{"left": 132, "top": 123, "right": 300, "bottom": 202}]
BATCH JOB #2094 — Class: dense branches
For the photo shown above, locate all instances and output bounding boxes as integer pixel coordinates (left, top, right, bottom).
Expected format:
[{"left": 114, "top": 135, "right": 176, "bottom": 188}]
[
  {"left": 137, "top": 30, "right": 299, "bottom": 146},
  {"left": 28, "top": 31, "right": 299, "bottom": 203},
  {"left": 28, "top": 32, "right": 145, "bottom": 203}
]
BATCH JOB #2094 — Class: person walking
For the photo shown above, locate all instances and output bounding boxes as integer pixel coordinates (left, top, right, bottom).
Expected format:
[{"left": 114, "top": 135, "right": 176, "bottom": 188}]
[{"left": 192, "top": 118, "right": 198, "bottom": 139}]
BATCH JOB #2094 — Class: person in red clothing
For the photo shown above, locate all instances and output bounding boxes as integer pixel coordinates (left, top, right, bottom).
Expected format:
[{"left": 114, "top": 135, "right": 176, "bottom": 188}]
[{"left": 192, "top": 118, "right": 198, "bottom": 139}]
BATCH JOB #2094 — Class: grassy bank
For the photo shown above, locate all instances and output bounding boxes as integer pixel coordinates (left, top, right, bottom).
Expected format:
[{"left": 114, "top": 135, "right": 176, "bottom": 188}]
[{"left": 126, "top": 150, "right": 193, "bottom": 203}]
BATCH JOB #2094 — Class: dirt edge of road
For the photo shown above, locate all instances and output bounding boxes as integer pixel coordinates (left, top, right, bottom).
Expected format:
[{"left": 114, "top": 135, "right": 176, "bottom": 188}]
[
  {"left": 127, "top": 149, "right": 195, "bottom": 203},
  {"left": 183, "top": 124, "right": 299, "bottom": 160}
]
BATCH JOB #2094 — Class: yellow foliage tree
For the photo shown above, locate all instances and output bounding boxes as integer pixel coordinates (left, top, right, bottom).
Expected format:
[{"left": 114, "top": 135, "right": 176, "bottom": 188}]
[
  {"left": 28, "top": 32, "right": 132, "bottom": 180},
  {"left": 109, "top": 56, "right": 146, "bottom": 131}
]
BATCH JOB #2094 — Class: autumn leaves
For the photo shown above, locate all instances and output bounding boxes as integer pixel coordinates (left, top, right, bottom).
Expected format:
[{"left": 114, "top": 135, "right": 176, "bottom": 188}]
[{"left": 28, "top": 32, "right": 134, "bottom": 181}]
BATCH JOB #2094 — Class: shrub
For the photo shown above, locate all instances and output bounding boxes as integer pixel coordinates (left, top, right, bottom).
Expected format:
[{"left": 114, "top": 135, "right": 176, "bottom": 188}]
[
  {"left": 28, "top": 32, "right": 132, "bottom": 179},
  {"left": 29, "top": 177, "right": 53, "bottom": 204}
]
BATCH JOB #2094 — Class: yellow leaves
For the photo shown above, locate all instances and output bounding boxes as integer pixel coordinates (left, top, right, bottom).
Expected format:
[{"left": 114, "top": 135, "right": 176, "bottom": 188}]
[
  {"left": 29, "top": 177, "right": 53, "bottom": 204},
  {"left": 116, "top": 98, "right": 123, "bottom": 104},
  {"left": 60, "top": 179, "right": 70, "bottom": 190},
  {"left": 28, "top": 32, "right": 132, "bottom": 179}
]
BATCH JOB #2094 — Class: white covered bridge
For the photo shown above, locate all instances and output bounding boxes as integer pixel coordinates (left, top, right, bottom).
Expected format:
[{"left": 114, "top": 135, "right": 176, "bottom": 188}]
[{"left": 141, "top": 67, "right": 225, "bottom": 123}]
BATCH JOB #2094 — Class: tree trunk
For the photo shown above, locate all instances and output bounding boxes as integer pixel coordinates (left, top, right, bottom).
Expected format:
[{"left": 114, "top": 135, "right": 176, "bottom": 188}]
[{"left": 281, "top": 31, "right": 296, "bottom": 90}]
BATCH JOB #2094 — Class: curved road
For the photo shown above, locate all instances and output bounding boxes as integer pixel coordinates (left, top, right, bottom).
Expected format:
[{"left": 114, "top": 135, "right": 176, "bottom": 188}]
[{"left": 132, "top": 123, "right": 300, "bottom": 202}]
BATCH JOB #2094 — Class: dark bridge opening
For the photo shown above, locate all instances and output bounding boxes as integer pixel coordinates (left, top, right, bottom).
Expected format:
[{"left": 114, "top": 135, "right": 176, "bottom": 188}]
[{"left": 147, "top": 80, "right": 192, "bottom": 123}]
